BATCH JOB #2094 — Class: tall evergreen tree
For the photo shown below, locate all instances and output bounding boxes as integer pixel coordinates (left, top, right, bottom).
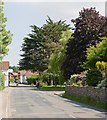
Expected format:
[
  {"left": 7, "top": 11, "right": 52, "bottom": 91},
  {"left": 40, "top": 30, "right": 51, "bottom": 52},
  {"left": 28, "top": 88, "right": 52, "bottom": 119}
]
[
  {"left": 42, "top": 16, "right": 70, "bottom": 58},
  {"left": 19, "top": 17, "right": 70, "bottom": 72},
  {"left": 19, "top": 25, "right": 47, "bottom": 72}
]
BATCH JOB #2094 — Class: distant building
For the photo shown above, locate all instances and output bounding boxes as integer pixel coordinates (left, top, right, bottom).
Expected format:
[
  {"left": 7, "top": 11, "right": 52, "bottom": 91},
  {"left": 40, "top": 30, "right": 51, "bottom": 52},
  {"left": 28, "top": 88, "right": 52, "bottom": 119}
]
[
  {"left": 0, "top": 61, "right": 13, "bottom": 86},
  {"left": 18, "top": 70, "right": 39, "bottom": 83}
]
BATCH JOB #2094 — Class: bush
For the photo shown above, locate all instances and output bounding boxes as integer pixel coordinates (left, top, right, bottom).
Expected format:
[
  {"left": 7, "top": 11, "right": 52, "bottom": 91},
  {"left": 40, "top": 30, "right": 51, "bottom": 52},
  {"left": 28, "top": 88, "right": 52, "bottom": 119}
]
[
  {"left": 42, "top": 72, "right": 59, "bottom": 86},
  {"left": 10, "top": 78, "right": 15, "bottom": 83},
  {"left": 86, "top": 69, "right": 103, "bottom": 86},
  {"left": 0, "top": 71, "right": 5, "bottom": 90},
  {"left": 69, "top": 73, "right": 87, "bottom": 86},
  {"left": 69, "top": 74, "right": 78, "bottom": 84},
  {"left": 98, "top": 79, "right": 107, "bottom": 88},
  {"left": 26, "top": 75, "right": 40, "bottom": 85}
]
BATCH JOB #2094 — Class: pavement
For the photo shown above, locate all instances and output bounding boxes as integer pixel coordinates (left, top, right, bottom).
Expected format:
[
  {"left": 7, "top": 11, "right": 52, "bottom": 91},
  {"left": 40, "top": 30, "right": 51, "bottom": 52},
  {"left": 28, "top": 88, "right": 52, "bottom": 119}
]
[
  {"left": 0, "top": 87, "right": 10, "bottom": 119},
  {"left": 5, "top": 84, "right": 106, "bottom": 118}
]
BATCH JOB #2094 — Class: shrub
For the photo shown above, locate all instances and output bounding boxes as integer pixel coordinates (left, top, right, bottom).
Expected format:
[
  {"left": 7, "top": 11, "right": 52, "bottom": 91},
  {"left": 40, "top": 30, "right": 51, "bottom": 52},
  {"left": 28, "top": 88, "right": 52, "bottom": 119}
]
[
  {"left": 0, "top": 71, "right": 5, "bottom": 90},
  {"left": 69, "top": 73, "right": 87, "bottom": 86},
  {"left": 86, "top": 69, "right": 103, "bottom": 86},
  {"left": 42, "top": 72, "right": 59, "bottom": 86},
  {"left": 26, "top": 75, "right": 40, "bottom": 85},
  {"left": 10, "top": 78, "right": 15, "bottom": 83},
  {"left": 98, "top": 79, "right": 107, "bottom": 88},
  {"left": 42, "top": 73, "right": 52, "bottom": 85},
  {"left": 69, "top": 74, "right": 78, "bottom": 84}
]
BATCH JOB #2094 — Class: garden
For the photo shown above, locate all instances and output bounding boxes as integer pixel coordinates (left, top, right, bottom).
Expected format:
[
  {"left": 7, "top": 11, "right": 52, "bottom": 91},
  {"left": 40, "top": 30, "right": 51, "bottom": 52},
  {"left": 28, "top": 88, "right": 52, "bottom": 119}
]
[
  {"left": 20, "top": 7, "right": 107, "bottom": 110},
  {"left": 0, "top": 0, "right": 107, "bottom": 110},
  {"left": 22, "top": 8, "right": 107, "bottom": 89}
]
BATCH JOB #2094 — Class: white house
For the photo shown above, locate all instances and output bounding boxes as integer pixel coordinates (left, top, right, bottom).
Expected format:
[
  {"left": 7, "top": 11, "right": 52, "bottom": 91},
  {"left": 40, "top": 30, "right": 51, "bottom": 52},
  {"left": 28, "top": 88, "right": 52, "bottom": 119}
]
[{"left": 19, "top": 70, "right": 39, "bottom": 84}]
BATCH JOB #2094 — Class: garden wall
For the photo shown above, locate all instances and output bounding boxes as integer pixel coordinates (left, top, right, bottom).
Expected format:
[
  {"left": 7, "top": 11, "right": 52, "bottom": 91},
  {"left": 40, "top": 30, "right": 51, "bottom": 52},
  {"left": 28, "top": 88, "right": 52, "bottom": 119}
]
[{"left": 65, "top": 86, "right": 107, "bottom": 102}]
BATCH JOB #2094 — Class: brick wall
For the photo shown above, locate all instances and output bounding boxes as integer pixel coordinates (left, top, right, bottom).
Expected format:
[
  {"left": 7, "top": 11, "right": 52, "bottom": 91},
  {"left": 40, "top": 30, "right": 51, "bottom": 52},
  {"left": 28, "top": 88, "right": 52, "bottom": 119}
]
[{"left": 65, "top": 86, "right": 107, "bottom": 102}]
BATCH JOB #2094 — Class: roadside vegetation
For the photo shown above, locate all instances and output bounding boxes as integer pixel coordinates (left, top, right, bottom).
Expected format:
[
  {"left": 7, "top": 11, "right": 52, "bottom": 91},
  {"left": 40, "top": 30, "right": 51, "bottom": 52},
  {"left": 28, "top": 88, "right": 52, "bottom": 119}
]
[
  {"left": 62, "top": 93, "right": 107, "bottom": 110},
  {"left": 0, "top": 71, "right": 5, "bottom": 90},
  {"left": 20, "top": 7, "right": 107, "bottom": 88},
  {"left": 40, "top": 86, "right": 65, "bottom": 91},
  {"left": 19, "top": 7, "right": 107, "bottom": 109},
  {"left": 0, "top": 0, "right": 12, "bottom": 91}
]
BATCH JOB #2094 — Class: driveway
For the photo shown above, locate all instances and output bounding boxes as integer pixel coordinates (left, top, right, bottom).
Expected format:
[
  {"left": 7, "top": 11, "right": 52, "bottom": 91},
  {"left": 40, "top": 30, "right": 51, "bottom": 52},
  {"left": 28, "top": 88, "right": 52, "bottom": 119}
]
[{"left": 4, "top": 84, "right": 106, "bottom": 118}]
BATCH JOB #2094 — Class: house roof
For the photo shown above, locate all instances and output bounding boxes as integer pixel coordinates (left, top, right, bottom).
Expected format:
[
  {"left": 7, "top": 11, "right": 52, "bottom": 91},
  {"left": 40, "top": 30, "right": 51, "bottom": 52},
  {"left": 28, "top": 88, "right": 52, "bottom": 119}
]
[
  {"left": 18, "top": 70, "right": 39, "bottom": 76},
  {"left": 0, "top": 61, "right": 9, "bottom": 70}
]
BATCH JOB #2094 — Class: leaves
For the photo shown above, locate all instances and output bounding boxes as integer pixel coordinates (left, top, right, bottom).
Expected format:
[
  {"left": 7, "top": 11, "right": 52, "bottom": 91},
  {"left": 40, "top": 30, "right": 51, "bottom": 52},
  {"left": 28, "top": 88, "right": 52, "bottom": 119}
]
[
  {"left": 48, "top": 30, "right": 72, "bottom": 83},
  {"left": 84, "top": 37, "right": 107, "bottom": 69},
  {"left": 0, "top": 0, "right": 12, "bottom": 60},
  {"left": 19, "top": 17, "right": 70, "bottom": 73},
  {"left": 61, "top": 7, "right": 106, "bottom": 80}
]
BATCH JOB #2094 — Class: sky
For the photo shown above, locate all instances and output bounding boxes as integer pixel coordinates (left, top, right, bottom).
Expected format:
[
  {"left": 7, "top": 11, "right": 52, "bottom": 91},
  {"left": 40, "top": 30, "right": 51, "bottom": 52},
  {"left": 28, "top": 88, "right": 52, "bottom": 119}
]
[{"left": 3, "top": 0, "right": 106, "bottom": 66}]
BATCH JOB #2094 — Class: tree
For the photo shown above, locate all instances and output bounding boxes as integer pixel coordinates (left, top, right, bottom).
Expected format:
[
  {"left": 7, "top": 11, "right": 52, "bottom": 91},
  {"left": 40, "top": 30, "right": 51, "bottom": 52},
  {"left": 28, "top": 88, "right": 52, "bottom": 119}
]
[
  {"left": 84, "top": 37, "right": 107, "bottom": 69},
  {"left": 62, "top": 7, "right": 106, "bottom": 80},
  {"left": 42, "top": 16, "right": 70, "bottom": 58},
  {"left": 9, "top": 66, "right": 19, "bottom": 72},
  {"left": 96, "top": 61, "right": 107, "bottom": 80},
  {"left": 48, "top": 30, "right": 72, "bottom": 84},
  {"left": 0, "top": 0, "right": 12, "bottom": 60},
  {"left": 0, "top": 0, "right": 12, "bottom": 90},
  {"left": 19, "top": 17, "right": 70, "bottom": 73},
  {"left": 83, "top": 37, "right": 107, "bottom": 87},
  {"left": 19, "top": 25, "right": 47, "bottom": 72}
]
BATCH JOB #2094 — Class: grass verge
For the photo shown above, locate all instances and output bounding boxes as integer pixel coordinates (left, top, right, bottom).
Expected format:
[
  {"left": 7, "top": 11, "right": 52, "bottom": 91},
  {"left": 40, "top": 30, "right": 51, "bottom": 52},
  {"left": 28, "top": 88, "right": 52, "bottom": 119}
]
[
  {"left": 40, "top": 86, "right": 65, "bottom": 91},
  {"left": 62, "top": 93, "right": 107, "bottom": 110}
]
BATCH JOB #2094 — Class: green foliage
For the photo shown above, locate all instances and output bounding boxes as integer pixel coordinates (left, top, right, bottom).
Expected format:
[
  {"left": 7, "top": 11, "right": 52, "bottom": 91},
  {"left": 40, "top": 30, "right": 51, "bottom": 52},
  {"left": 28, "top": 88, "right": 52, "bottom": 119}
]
[
  {"left": 41, "top": 86, "right": 65, "bottom": 91},
  {"left": 26, "top": 75, "right": 40, "bottom": 85},
  {"left": 84, "top": 37, "right": 107, "bottom": 69},
  {"left": 19, "top": 25, "right": 46, "bottom": 71},
  {"left": 0, "top": 0, "right": 12, "bottom": 60},
  {"left": 42, "top": 72, "right": 52, "bottom": 85},
  {"left": 9, "top": 66, "right": 19, "bottom": 72},
  {"left": 10, "top": 78, "right": 15, "bottom": 83},
  {"left": 83, "top": 38, "right": 107, "bottom": 87},
  {"left": 69, "top": 74, "right": 78, "bottom": 83},
  {"left": 63, "top": 93, "right": 107, "bottom": 110},
  {"left": 69, "top": 74, "right": 87, "bottom": 86},
  {"left": 19, "top": 17, "right": 70, "bottom": 72},
  {"left": 42, "top": 72, "right": 59, "bottom": 86},
  {"left": 86, "top": 69, "right": 103, "bottom": 86},
  {"left": 96, "top": 61, "right": 107, "bottom": 80},
  {"left": 62, "top": 8, "right": 106, "bottom": 80},
  {"left": 98, "top": 79, "right": 107, "bottom": 88},
  {"left": 0, "top": 71, "right": 5, "bottom": 90},
  {"left": 48, "top": 30, "right": 72, "bottom": 85},
  {"left": 43, "top": 16, "right": 70, "bottom": 43}
]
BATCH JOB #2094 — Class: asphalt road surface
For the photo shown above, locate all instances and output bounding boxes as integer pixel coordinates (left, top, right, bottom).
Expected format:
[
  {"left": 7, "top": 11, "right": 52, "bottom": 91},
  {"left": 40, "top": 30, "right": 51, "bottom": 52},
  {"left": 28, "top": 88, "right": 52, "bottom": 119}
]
[{"left": 5, "top": 84, "right": 106, "bottom": 118}]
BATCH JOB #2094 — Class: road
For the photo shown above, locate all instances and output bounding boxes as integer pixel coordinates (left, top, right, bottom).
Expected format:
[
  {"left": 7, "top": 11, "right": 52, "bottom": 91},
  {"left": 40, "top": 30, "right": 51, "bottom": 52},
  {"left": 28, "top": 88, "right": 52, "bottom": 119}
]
[{"left": 4, "top": 84, "right": 106, "bottom": 118}]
